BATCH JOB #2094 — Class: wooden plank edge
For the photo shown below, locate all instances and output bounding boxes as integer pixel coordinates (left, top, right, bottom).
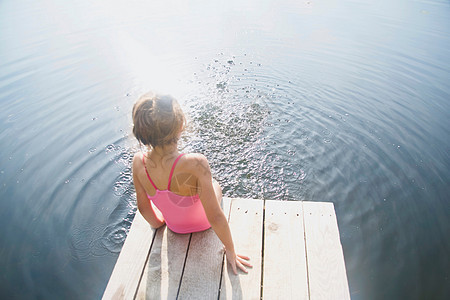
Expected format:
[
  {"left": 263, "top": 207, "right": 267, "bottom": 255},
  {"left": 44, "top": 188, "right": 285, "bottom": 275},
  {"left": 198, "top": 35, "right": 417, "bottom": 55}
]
[
  {"left": 217, "top": 197, "right": 232, "bottom": 298},
  {"left": 102, "top": 210, "right": 157, "bottom": 300},
  {"left": 261, "top": 198, "right": 266, "bottom": 299},
  {"left": 301, "top": 201, "right": 312, "bottom": 300}
]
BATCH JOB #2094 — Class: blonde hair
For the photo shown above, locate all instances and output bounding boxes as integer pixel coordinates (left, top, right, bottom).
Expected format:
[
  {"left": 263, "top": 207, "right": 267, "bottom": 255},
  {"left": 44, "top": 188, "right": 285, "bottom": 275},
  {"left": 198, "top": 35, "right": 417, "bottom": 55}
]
[{"left": 132, "top": 92, "right": 186, "bottom": 148}]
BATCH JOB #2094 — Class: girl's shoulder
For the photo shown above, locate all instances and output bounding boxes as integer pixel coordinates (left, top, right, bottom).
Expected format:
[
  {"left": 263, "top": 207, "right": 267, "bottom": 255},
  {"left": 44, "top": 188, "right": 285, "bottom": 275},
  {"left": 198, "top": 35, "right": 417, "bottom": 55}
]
[
  {"left": 180, "top": 152, "right": 209, "bottom": 164},
  {"left": 179, "top": 153, "right": 211, "bottom": 176},
  {"left": 181, "top": 152, "right": 206, "bottom": 160},
  {"left": 132, "top": 151, "right": 145, "bottom": 162},
  {"left": 132, "top": 152, "right": 146, "bottom": 169}
]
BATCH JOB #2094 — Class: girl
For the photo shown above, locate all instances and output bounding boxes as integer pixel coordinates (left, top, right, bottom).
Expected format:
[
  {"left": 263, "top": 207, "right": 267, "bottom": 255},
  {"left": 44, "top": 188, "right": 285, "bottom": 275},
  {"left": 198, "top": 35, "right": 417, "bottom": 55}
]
[{"left": 131, "top": 92, "right": 251, "bottom": 274}]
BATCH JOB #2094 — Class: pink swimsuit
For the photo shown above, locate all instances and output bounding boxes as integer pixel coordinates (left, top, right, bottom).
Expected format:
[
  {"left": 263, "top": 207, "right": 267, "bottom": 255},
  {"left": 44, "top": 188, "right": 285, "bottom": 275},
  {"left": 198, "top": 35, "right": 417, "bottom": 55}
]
[{"left": 143, "top": 153, "right": 211, "bottom": 234}]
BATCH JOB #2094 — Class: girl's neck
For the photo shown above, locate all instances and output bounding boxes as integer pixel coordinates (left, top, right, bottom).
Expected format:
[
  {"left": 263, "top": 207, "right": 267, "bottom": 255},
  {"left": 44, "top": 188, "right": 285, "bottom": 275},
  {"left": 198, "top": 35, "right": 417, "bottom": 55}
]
[{"left": 149, "top": 143, "right": 179, "bottom": 159}]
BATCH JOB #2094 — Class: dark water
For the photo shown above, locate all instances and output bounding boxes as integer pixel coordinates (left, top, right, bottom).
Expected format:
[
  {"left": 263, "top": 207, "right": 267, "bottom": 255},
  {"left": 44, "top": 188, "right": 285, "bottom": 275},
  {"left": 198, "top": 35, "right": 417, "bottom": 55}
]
[{"left": 1, "top": 0, "right": 449, "bottom": 299}]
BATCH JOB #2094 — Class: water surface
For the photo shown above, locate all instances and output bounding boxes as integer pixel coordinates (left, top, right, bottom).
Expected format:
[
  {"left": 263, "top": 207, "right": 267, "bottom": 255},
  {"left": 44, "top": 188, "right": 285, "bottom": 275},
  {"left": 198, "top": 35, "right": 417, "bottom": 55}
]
[{"left": 0, "top": 0, "right": 449, "bottom": 299}]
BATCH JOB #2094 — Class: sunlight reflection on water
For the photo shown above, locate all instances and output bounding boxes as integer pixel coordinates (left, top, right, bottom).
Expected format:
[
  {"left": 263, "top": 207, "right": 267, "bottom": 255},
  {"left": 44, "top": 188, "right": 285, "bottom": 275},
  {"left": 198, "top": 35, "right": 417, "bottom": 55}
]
[{"left": 0, "top": 0, "right": 449, "bottom": 299}]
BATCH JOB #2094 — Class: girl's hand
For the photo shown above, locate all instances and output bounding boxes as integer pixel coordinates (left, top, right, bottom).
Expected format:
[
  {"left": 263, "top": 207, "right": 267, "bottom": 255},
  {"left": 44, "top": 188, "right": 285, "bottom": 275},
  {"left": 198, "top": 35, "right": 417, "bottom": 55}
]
[{"left": 225, "top": 249, "right": 252, "bottom": 275}]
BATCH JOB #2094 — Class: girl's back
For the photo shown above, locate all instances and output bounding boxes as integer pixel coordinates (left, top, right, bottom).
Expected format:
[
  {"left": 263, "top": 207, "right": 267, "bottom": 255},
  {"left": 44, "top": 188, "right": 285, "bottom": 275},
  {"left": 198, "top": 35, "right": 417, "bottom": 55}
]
[
  {"left": 136, "top": 152, "right": 199, "bottom": 197},
  {"left": 133, "top": 151, "right": 212, "bottom": 233}
]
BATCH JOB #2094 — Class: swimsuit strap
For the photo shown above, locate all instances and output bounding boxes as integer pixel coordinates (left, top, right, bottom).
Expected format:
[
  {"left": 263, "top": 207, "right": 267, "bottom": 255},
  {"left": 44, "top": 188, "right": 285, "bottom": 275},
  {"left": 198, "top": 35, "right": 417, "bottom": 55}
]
[
  {"left": 167, "top": 154, "right": 185, "bottom": 190},
  {"left": 142, "top": 154, "right": 158, "bottom": 190}
]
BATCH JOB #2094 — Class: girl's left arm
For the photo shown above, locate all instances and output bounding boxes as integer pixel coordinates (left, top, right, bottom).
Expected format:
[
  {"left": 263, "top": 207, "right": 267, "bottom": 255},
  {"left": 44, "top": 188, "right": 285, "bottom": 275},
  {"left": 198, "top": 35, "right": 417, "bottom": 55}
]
[{"left": 190, "top": 154, "right": 252, "bottom": 274}]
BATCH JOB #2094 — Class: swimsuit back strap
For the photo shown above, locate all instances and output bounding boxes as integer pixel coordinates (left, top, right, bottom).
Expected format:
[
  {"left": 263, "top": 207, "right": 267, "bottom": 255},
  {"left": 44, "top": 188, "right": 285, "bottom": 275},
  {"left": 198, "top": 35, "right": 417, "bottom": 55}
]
[
  {"left": 142, "top": 154, "right": 158, "bottom": 190},
  {"left": 168, "top": 154, "right": 185, "bottom": 190}
]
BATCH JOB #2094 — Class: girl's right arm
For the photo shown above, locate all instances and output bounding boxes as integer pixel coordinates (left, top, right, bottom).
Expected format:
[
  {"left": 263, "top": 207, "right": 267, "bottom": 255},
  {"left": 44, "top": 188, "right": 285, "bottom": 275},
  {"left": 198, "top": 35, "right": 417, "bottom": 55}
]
[{"left": 132, "top": 153, "right": 165, "bottom": 228}]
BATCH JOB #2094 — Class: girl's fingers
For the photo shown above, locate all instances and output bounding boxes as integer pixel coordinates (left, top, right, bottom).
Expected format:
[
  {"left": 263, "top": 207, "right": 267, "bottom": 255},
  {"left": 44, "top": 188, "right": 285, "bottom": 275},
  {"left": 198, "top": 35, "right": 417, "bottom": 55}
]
[
  {"left": 228, "top": 253, "right": 252, "bottom": 274},
  {"left": 237, "top": 254, "right": 250, "bottom": 260},
  {"left": 236, "top": 260, "right": 248, "bottom": 273},
  {"left": 238, "top": 257, "right": 253, "bottom": 268},
  {"left": 237, "top": 254, "right": 252, "bottom": 268}
]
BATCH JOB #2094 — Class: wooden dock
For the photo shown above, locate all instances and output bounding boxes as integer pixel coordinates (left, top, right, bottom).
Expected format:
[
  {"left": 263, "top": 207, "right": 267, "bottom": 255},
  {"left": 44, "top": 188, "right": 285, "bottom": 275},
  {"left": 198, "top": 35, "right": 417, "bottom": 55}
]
[{"left": 102, "top": 198, "right": 350, "bottom": 300}]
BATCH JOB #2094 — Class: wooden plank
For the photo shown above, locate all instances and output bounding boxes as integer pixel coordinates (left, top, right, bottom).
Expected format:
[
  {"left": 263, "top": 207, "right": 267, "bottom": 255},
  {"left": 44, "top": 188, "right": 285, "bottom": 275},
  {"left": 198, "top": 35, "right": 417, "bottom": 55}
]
[
  {"left": 220, "top": 198, "right": 264, "bottom": 300},
  {"left": 135, "top": 227, "right": 190, "bottom": 300},
  {"left": 303, "top": 201, "right": 350, "bottom": 300},
  {"left": 177, "top": 198, "right": 232, "bottom": 299},
  {"left": 102, "top": 211, "right": 156, "bottom": 300},
  {"left": 262, "top": 200, "right": 309, "bottom": 300},
  {"left": 104, "top": 199, "right": 350, "bottom": 300},
  {"left": 177, "top": 228, "right": 223, "bottom": 298}
]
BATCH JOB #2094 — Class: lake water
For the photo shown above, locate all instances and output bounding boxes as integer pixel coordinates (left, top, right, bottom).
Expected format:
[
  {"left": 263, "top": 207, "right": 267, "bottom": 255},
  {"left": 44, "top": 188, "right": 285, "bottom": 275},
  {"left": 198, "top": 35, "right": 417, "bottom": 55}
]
[{"left": 0, "top": 0, "right": 449, "bottom": 299}]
